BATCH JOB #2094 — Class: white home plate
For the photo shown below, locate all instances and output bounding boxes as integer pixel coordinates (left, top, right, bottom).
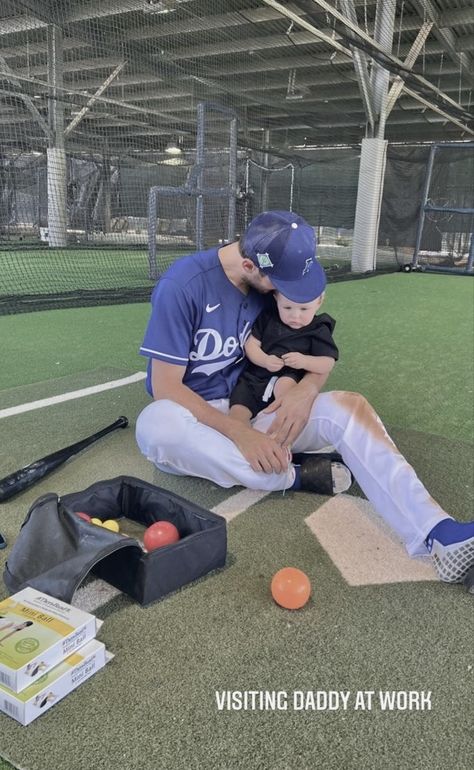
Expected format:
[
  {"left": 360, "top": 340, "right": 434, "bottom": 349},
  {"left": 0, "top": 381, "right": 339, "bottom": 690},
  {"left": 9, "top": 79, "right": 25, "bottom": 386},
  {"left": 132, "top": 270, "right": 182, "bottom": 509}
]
[{"left": 305, "top": 495, "right": 437, "bottom": 585}]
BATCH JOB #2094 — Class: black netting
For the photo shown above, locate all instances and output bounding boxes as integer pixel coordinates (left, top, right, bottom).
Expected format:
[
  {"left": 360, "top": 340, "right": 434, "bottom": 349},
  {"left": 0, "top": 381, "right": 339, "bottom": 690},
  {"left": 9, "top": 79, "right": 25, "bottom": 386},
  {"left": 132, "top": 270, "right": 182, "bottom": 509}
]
[{"left": 1, "top": 1, "right": 472, "bottom": 314}]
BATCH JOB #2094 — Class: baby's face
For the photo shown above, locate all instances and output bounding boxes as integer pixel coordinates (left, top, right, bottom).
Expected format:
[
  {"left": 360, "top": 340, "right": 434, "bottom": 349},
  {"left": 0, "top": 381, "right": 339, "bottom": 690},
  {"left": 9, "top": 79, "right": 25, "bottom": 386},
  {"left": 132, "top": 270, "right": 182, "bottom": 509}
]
[{"left": 274, "top": 292, "right": 324, "bottom": 329}]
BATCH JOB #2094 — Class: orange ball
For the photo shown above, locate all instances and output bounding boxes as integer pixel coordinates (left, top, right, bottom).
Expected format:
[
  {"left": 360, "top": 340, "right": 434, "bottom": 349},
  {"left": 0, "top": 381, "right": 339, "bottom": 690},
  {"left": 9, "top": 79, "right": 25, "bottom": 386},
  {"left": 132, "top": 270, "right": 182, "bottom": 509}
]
[{"left": 270, "top": 567, "right": 311, "bottom": 610}]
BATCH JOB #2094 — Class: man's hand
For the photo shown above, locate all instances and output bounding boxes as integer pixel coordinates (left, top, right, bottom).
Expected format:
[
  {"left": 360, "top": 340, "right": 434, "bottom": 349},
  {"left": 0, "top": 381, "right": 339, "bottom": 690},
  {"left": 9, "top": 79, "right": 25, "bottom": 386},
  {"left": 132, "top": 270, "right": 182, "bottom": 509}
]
[
  {"left": 281, "top": 351, "right": 306, "bottom": 370},
  {"left": 264, "top": 355, "right": 284, "bottom": 372},
  {"left": 229, "top": 422, "right": 290, "bottom": 474},
  {"left": 264, "top": 379, "right": 320, "bottom": 447}
]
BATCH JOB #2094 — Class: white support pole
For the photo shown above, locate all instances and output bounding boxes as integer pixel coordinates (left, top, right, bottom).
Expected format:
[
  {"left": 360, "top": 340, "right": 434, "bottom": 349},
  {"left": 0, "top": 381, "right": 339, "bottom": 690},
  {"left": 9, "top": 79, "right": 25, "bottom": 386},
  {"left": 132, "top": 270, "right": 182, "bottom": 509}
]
[
  {"left": 351, "top": 138, "right": 387, "bottom": 273},
  {"left": 47, "top": 25, "right": 67, "bottom": 247},
  {"left": 339, "top": 0, "right": 374, "bottom": 130},
  {"left": 385, "top": 22, "right": 433, "bottom": 117},
  {"left": 371, "top": 0, "right": 397, "bottom": 137},
  {"left": 261, "top": 128, "right": 270, "bottom": 211},
  {"left": 47, "top": 147, "right": 67, "bottom": 247}
]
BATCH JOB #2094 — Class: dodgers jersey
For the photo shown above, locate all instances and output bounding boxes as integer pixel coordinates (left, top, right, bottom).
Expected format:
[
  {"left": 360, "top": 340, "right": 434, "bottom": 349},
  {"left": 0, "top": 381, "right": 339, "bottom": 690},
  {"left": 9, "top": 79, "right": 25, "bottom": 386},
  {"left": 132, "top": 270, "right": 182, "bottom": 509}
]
[{"left": 140, "top": 247, "right": 265, "bottom": 400}]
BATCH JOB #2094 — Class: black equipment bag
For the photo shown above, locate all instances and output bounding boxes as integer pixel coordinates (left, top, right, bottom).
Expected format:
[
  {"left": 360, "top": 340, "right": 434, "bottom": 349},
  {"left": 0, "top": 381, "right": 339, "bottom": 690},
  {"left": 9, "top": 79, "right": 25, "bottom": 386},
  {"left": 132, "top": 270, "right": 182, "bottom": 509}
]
[{"left": 4, "top": 476, "right": 227, "bottom": 606}]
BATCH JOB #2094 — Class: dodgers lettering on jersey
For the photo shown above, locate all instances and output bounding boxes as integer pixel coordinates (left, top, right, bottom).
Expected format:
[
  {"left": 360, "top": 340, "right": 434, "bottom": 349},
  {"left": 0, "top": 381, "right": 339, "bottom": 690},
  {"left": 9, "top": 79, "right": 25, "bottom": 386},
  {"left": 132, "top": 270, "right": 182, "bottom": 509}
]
[
  {"left": 140, "top": 248, "right": 265, "bottom": 400},
  {"left": 189, "top": 327, "right": 243, "bottom": 375}
]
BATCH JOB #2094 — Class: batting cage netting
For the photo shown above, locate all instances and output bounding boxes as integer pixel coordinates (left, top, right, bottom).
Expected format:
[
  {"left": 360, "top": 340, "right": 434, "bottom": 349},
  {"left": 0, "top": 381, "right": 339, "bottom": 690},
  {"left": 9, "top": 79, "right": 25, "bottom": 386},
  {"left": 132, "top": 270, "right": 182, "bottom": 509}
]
[
  {"left": 1, "top": 1, "right": 473, "bottom": 314},
  {"left": 411, "top": 143, "right": 474, "bottom": 273}
]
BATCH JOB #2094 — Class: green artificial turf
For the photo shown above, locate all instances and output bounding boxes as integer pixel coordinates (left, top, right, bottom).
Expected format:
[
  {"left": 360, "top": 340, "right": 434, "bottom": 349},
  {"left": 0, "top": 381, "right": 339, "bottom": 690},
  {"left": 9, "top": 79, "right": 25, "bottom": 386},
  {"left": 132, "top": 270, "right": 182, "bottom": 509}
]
[
  {"left": 0, "top": 246, "right": 186, "bottom": 299},
  {"left": 0, "top": 271, "right": 473, "bottom": 770},
  {"left": 2, "top": 272, "right": 472, "bottom": 442},
  {"left": 0, "top": 420, "right": 472, "bottom": 770},
  {"left": 0, "top": 303, "right": 150, "bottom": 391},
  {"left": 324, "top": 272, "right": 474, "bottom": 442}
]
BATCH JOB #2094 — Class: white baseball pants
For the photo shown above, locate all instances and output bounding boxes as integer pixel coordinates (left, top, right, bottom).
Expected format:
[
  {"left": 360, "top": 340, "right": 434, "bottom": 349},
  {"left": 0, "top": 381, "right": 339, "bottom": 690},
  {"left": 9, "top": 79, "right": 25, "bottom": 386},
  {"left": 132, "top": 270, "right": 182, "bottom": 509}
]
[{"left": 136, "top": 391, "right": 449, "bottom": 555}]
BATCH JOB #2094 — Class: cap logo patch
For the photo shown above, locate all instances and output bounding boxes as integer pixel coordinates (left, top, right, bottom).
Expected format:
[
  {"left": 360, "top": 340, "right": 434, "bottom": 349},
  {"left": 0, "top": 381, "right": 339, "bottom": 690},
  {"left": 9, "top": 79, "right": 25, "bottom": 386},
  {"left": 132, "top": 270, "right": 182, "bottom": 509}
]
[
  {"left": 302, "top": 257, "right": 313, "bottom": 276},
  {"left": 256, "top": 252, "right": 274, "bottom": 269}
]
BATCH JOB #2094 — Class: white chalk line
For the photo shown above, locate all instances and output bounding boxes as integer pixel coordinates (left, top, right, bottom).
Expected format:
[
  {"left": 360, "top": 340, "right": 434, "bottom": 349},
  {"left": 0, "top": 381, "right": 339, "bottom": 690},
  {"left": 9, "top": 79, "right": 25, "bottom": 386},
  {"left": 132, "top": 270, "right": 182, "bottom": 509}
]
[
  {"left": 211, "top": 489, "right": 270, "bottom": 522},
  {"left": 0, "top": 371, "right": 147, "bottom": 420}
]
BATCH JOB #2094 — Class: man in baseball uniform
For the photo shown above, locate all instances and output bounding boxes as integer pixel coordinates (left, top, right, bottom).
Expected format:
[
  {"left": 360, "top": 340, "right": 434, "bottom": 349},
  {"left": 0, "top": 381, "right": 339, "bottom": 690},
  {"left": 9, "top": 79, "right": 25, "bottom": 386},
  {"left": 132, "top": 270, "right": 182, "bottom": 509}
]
[{"left": 136, "top": 210, "right": 474, "bottom": 584}]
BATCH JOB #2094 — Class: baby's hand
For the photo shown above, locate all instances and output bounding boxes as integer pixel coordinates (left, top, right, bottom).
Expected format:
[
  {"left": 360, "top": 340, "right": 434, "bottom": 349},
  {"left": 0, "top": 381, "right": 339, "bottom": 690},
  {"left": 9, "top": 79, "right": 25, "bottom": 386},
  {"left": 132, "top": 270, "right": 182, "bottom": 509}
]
[
  {"left": 281, "top": 352, "right": 306, "bottom": 369},
  {"left": 265, "top": 355, "right": 284, "bottom": 372}
]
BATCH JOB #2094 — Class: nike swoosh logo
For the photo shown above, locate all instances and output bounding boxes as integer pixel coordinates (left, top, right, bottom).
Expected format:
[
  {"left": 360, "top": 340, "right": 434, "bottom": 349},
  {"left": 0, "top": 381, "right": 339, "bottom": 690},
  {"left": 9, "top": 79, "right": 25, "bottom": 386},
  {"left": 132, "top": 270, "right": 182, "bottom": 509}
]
[{"left": 206, "top": 303, "right": 221, "bottom": 313}]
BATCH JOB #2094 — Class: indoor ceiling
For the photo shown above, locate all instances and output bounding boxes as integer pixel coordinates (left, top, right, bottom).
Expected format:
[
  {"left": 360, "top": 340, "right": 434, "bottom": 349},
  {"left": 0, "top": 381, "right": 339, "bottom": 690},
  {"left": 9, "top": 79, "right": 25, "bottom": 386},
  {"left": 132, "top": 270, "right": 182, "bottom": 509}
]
[{"left": 0, "top": 0, "right": 473, "bottom": 158}]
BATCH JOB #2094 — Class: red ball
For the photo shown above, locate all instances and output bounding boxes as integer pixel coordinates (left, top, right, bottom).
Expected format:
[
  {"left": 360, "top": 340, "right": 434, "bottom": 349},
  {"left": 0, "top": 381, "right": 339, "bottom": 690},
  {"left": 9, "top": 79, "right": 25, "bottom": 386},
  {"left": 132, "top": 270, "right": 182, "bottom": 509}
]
[
  {"left": 76, "top": 511, "right": 92, "bottom": 523},
  {"left": 271, "top": 567, "right": 311, "bottom": 610},
  {"left": 143, "top": 520, "right": 180, "bottom": 552}
]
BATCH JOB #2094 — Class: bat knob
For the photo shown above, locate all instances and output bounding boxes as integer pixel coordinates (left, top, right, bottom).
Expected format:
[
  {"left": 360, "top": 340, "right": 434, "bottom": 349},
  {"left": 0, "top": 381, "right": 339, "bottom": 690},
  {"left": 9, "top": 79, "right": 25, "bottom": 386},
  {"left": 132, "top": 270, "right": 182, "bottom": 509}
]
[{"left": 118, "top": 416, "right": 129, "bottom": 428}]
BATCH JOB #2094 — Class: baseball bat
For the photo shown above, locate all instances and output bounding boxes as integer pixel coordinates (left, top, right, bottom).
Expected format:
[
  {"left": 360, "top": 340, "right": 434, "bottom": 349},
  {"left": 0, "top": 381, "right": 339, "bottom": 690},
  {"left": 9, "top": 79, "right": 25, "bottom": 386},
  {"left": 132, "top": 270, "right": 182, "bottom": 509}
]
[{"left": 0, "top": 416, "right": 129, "bottom": 503}]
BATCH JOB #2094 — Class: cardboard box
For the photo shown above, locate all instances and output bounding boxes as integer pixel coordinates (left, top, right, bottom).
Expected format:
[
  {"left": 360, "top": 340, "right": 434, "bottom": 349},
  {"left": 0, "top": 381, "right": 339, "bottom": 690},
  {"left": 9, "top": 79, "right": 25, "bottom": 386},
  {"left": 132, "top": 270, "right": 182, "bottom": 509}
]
[
  {"left": 0, "top": 639, "right": 112, "bottom": 725},
  {"left": 0, "top": 588, "right": 100, "bottom": 692}
]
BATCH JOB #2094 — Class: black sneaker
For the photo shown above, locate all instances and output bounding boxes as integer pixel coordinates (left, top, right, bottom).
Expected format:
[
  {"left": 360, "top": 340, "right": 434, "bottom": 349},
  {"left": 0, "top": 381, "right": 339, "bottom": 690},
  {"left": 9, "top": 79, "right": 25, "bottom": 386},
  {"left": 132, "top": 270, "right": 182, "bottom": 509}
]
[{"left": 299, "top": 454, "right": 353, "bottom": 496}]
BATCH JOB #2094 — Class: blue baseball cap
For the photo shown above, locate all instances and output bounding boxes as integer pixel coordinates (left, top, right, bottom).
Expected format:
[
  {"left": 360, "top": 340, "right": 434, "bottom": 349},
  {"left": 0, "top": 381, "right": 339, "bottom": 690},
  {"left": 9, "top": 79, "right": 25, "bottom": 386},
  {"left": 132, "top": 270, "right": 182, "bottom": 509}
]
[{"left": 241, "top": 210, "right": 326, "bottom": 302}]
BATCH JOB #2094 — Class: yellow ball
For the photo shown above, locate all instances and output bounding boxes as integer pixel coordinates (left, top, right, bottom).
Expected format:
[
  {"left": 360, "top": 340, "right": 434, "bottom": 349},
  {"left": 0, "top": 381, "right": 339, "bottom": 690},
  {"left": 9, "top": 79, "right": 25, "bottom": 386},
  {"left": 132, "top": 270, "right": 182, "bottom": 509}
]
[
  {"left": 102, "top": 519, "right": 120, "bottom": 532},
  {"left": 90, "top": 518, "right": 103, "bottom": 527}
]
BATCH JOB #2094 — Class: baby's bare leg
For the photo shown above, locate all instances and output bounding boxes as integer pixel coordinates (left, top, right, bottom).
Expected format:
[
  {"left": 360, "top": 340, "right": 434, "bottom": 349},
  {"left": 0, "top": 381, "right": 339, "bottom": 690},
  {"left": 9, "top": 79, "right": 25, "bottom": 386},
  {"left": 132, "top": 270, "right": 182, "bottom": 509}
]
[
  {"left": 229, "top": 404, "right": 253, "bottom": 425},
  {"left": 273, "top": 376, "right": 297, "bottom": 400}
]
